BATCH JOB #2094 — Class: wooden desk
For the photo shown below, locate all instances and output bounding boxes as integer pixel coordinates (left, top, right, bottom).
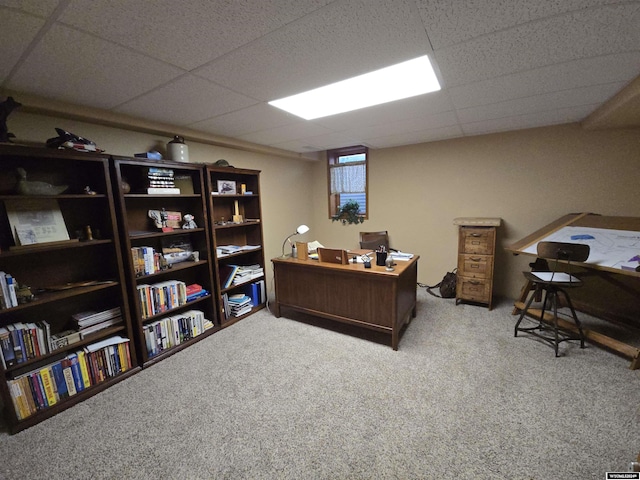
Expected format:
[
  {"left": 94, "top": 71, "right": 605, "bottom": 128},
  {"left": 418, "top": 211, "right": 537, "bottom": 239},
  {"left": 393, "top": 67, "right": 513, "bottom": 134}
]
[
  {"left": 271, "top": 255, "right": 419, "bottom": 350},
  {"left": 507, "top": 213, "right": 640, "bottom": 368}
]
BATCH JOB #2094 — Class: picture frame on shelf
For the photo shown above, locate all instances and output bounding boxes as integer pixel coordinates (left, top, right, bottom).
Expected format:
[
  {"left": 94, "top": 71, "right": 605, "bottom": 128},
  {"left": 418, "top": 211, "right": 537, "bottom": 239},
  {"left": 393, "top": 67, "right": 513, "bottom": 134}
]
[
  {"left": 217, "top": 180, "right": 236, "bottom": 194},
  {"left": 4, "top": 198, "right": 70, "bottom": 245}
]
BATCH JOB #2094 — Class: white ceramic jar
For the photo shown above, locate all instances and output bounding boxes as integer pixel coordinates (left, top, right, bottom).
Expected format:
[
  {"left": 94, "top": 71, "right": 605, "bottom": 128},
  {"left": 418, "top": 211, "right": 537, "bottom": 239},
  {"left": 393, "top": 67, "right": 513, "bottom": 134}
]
[{"left": 167, "top": 135, "right": 189, "bottom": 163}]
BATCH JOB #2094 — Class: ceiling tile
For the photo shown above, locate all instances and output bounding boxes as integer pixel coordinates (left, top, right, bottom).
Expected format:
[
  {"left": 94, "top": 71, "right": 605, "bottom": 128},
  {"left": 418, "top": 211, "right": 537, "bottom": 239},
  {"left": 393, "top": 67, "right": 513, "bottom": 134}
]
[
  {"left": 115, "top": 74, "right": 258, "bottom": 125},
  {"left": 60, "top": 0, "right": 333, "bottom": 71},
  {"left": 0, "top": 0, "right": 60, "bottom": 17},
  {"left": 237, "top": 121, "right": 333, "bottom": 146},
  {"left": 313, "top": 92, "right": 455, "bottom": 131},
  {"left": 189, "top": 103, "right": 300, "bottom": 137},
  {"left": 195, "top": 0, "right": 432, "bottom": 100},
  {"left": 461, "top": 104, "right": 598, "bottom": 136},
  {"left": 417, "top": 0, "right": 628, "bottom": 49},
  {"left": 435, "top": 4, "right": 640, "bottom": 87},
  {"left": 449, "top": 53, "right": 640, "bottom": 109},
  {"left": 272, "top": 131, "right": 361, "bottom": 152},
  {"left": 0, "top": 8, "right": 45, "bottom": 81},
  {"left": 345, "top": 111, "right": 459, "bottom": 139},
  {"left": 6, "top": 24, "right": 184, "bottom": 109},
  {"left": 457, "top": 83, "right": 625, "bottom": 123},
  {"left": 364, "top": 124, "right": 464, "bottom": 149}
]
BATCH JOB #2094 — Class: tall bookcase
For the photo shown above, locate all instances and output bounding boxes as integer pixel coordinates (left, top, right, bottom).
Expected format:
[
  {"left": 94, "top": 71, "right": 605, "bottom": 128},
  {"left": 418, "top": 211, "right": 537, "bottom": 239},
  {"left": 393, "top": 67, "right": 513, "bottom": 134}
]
[
  {"left": 0, "top": 145, "right": 139, "bottom": 434},
  {"left": 110, "top": 157, "right": 218, "bottom": 367},
  {"left": 205, "top": 166, "right": 266, "bottom": 326}
]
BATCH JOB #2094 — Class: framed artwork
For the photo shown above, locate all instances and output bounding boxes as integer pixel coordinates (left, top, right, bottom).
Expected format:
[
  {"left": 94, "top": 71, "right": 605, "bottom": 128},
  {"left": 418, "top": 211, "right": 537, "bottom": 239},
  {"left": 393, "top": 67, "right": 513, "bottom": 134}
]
[
  {"left": 4, "top": 198, "right": 70, "bottom": 245},
  {"left": 217, "top": 180, "right": 236, "bottom": 194}
]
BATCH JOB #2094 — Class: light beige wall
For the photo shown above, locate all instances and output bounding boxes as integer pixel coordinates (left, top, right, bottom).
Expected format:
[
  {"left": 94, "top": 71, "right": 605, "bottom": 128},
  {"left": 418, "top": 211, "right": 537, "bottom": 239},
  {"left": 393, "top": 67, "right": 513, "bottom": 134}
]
[
  {"left": 9, "top": 112, "right": 316, "bottom": 291},
  {"left": 10, "top": 113, "right": 640, "bottom": 302},
  {"left": 310, "top": 123, "right": 640, "bottom": 300}
]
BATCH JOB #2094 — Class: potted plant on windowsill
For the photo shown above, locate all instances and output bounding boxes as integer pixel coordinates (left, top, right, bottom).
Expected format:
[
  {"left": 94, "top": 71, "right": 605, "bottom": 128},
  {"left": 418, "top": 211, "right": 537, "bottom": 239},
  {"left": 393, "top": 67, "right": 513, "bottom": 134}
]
[{"left": 332, "top": 200, "right": 365, "bottom": 225}]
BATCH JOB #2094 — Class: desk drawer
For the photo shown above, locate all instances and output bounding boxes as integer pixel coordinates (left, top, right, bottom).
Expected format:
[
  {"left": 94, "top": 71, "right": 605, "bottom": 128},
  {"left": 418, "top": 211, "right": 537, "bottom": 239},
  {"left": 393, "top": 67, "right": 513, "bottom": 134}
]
[
  {"left": 458, "top": 254, "right": 493, "bottom": 279},
  {"left": 457, "top": 276, "right": 491, "bottom": 303},
  {"left": 459, "top": 227, "right": 495, "bottom": 255}
]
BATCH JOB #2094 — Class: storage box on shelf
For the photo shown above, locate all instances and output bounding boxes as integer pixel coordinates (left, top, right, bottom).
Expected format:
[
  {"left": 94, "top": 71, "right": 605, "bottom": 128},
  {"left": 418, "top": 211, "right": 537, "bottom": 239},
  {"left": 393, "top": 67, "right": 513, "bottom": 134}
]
[
  {"left": 0, "top": 145, "right": 139, "bottom": 434},
  {"left": 206, "top": 166, "right": 266, "bottom": 326},
  {"left": 110, "top": 157, "right": 218, "bottom": 367}
]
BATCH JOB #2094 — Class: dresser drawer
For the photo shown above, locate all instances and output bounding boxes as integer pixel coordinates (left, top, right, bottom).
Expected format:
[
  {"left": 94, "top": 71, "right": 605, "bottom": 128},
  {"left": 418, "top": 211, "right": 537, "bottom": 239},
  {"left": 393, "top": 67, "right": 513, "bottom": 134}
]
[
  {"left": 456, "top": 276, "right": 492, "bottom": 303},
  {"left": 458, "top": 254, "right": 493, "bottom": 279},
  {"left": 459, "top": 227, "right": 495, "bottom": 255}
]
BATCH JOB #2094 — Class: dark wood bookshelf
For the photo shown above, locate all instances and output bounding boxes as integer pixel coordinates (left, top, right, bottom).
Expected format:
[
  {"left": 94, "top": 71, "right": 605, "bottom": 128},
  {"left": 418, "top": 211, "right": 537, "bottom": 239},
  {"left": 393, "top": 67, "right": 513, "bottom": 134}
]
[
  {"left": 0, "top": 145, "right": 140, "bottom": 434},
  {"left": 205, "top": 166, "right": 266, "bottom": 327},
  {"left": 110, "top": 156, "right": 219, "bottom": 367}
]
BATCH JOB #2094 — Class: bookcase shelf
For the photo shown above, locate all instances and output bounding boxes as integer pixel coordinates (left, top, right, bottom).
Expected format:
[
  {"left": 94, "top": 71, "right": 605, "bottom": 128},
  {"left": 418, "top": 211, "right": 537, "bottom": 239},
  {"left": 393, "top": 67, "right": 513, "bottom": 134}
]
[
  {"left": 206, "top": 166, "right": 266, "bottom": 327},
  {"left": 111, "top": 157, "right": 219, "bottom": 367},
  {"left": 0, "top": 145, "right": 140, "bottom": 434}
]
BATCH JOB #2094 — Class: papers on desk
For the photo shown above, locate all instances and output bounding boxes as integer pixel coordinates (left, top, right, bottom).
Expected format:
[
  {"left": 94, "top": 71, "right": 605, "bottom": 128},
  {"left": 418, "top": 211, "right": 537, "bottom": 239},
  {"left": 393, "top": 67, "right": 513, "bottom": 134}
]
[
  {"left": 530, "top": 272, "right": 580, "bottom": 282},
  {"left": 390, "top": 251, "right": 414, "bottom": 261}
]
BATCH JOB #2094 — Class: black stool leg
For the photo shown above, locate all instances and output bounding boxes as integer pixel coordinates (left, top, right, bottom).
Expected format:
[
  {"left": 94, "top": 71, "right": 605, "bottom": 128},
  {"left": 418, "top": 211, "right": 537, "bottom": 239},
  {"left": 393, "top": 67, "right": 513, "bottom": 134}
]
[
  {"left": 560, "top": 289, "right": 586, "bottom": 349},
  {"left": 550, "top": 289, "right": 560, "bottom": 357},
  {"left": 514, "top": 285, "right": 539, "bottom": 337}
]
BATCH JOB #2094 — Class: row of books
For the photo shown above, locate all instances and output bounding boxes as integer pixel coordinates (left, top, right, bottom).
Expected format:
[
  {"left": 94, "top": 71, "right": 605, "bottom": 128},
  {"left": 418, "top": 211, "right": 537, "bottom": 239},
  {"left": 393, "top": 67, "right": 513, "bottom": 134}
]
[
  {"left": 144, "top": 310, "right": 213, "bottom": 357},
  {"left": 0, "top": 271, "right": 19, "bottom": 309},
  {"left": 0, "top": 322, "right": 52, "bottom": 368},
  {"left": 219, "top": 264, "right": 264, "bottom": 289},
  {"left": 243, "top": 279, "right": 266, "bottom": 308},
  {"left": 8, "top": 336, "right": 132, "bottom": 420},
  {"left": 147, "top": 167, "right": 180, "bottom": 194},
  {"left": 137, "top": 280, "right": 187, "bottom": 319},
  {"left": 131, "top": 246, "right": 163, "bottom": 276}
]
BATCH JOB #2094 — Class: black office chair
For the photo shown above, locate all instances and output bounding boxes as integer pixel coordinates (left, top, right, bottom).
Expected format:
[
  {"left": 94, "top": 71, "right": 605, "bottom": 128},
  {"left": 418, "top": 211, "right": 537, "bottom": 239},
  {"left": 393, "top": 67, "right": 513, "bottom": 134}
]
[
  {"left": 359, "top": 231, "right": 395, "bottom": 251},
  {"left": 514, "top": 241, "right": 590, "bottom": 357}
]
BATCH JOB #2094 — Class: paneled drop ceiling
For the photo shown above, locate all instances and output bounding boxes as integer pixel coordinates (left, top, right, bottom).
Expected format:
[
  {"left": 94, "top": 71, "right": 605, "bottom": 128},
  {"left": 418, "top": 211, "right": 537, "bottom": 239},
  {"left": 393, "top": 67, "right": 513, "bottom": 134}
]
[{"left": 1, "top": 0, "right": 639, "bottom": 156}]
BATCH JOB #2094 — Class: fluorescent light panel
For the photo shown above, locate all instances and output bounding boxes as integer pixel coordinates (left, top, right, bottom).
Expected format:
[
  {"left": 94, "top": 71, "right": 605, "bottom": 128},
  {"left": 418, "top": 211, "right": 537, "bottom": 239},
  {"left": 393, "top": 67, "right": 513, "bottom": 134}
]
[{"left": 269, "top": 55, "right": 440, "bottom": 120}]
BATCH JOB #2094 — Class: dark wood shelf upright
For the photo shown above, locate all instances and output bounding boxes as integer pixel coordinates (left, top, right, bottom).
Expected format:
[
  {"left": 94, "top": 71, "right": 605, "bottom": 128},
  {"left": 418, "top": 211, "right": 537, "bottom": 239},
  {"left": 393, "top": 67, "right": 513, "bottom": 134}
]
[
  {"left": 205, "top": 166, "right": 266, "bottom": 327},
  {"left": 110, "top": 156, "right": 219, "bottom": 368},
  {"left": 0, "top": 145, "right": 139, "bottom": 434}
]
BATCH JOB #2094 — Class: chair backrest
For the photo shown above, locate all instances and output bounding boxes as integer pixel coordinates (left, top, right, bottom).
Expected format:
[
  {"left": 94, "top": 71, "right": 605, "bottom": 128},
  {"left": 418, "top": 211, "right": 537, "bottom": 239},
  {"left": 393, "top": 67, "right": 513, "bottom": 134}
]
[
  {"left": 536, "top": 241, "right": 590, "bottom": 263},
  {"left": 317, "top": 248, "right": 349, "bottom": 264},
  {"left": 359, "top": 231, "right": 389, "bottom": 251}
]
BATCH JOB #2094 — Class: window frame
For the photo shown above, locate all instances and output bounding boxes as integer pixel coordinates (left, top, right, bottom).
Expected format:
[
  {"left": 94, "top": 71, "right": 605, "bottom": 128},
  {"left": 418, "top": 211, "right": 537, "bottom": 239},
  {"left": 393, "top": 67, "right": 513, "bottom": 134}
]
[{"left": 327, "top": 145, "right": 369, "bottom": 219}]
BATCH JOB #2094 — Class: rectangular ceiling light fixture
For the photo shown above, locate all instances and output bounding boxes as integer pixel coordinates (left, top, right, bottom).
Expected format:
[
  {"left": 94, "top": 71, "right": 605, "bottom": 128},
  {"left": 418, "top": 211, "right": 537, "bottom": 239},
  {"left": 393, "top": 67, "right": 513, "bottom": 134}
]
[{"left": 269, "top": 55, "right": 440, "bottom": 120}]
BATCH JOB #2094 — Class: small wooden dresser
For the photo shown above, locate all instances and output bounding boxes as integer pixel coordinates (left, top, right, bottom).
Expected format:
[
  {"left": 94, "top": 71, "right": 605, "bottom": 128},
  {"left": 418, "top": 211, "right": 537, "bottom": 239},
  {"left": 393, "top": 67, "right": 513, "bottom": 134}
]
[{"left": 454, "top": 217, "right": 501, "bottom": 310}]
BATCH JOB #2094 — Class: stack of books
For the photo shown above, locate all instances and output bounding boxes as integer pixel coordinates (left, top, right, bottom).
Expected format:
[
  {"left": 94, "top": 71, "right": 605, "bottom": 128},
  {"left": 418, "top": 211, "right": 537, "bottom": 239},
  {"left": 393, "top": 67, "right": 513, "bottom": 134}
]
[
  {"left": 185, "top": 283, "right": 209, "bottom": 302},
  {"left": 231, "top": 264, "right": 264, "bottom": 286},
  {"left": 226, "top": 293, "right": 253, "bottom": 318},
  {"left": 147, "top": 167, "right": 180, "bottom": 194},
  {"left": 72, "top": 307, "right": 123, "bottom": 339}
]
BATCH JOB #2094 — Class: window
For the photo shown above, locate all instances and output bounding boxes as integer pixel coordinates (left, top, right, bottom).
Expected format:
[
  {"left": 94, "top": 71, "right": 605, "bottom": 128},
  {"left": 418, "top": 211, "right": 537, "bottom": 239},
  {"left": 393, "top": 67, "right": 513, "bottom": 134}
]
[{"left": 327, "top": 145, "right": 368, "bottom": 219}]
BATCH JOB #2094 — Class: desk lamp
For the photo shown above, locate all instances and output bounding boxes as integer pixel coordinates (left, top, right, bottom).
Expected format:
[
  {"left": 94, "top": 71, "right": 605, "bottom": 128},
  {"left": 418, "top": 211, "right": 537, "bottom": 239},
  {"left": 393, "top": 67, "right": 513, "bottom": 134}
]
[{"left": 282, "top": 224, "right": 309, "bottom": 256}]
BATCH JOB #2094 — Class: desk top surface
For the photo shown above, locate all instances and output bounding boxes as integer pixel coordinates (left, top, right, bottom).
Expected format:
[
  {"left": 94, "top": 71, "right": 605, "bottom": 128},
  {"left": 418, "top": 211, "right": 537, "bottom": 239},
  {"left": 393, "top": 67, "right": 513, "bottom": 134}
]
[{"left": 272, "top": 253, "right": 419, "bottom": 277}]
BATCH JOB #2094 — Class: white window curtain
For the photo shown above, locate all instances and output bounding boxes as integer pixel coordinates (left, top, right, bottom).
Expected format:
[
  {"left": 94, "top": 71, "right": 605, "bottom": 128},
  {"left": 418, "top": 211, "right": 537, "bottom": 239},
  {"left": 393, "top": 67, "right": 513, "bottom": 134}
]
[{"left": 331, "top": 164, "right": 366, "bottom": 194}]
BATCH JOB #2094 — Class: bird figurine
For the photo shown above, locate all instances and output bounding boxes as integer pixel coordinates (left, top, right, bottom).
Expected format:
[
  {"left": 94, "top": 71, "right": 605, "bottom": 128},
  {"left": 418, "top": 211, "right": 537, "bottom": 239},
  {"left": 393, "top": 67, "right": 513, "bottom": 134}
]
[{"left": 14, "top": 167, "right": 68, "bottom": 195}]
